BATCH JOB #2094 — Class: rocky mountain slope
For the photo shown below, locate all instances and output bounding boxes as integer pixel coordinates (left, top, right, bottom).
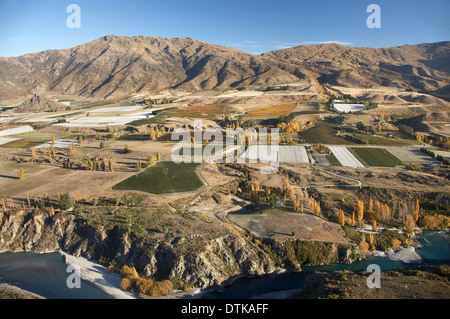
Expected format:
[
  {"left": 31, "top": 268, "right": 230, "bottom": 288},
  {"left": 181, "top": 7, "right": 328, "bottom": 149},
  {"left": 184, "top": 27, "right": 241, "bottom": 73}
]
[{"left": 0, "top": 36, "right": 448, "bottom": 102}]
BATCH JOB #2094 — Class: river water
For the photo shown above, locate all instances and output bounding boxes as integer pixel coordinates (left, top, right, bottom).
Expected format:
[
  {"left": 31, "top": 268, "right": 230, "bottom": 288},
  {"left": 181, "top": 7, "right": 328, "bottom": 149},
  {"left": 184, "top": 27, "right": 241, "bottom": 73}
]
[{"left": 0, "top": 230, "right": 448, "bottom": 299}]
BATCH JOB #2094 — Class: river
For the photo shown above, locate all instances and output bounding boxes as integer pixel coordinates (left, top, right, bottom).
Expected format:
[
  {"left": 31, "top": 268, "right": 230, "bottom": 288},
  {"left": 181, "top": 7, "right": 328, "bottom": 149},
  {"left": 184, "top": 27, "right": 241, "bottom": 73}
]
[{"left": 0, "top": 230, "right": 448, "bottom": 299}]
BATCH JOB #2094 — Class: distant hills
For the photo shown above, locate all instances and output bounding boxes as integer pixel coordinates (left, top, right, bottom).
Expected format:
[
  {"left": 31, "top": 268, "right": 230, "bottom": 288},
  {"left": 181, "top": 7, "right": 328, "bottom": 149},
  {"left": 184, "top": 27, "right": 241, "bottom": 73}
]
[{"left": 0, "top": 35, "right": 448, "bottom": 102}]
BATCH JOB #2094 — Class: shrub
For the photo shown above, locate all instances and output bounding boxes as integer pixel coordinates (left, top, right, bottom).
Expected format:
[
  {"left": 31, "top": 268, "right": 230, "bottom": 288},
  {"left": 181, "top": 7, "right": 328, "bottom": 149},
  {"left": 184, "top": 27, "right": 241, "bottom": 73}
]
[
  {"left": 120, "top": 265, "right": 133, "bottom": 278},
  {"left": 135, "top": 278, "right": 154, "bottom": 295},
  {"left": 120, "top": 278, "right": 133, "bottom": 291}
]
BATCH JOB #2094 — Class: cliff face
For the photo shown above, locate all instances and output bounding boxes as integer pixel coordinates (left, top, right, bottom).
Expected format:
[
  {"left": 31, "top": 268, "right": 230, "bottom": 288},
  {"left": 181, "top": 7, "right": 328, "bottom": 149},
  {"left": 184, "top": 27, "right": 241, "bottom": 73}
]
[{"left": 0, "top": 209, "right": 356, "bottom": 288}]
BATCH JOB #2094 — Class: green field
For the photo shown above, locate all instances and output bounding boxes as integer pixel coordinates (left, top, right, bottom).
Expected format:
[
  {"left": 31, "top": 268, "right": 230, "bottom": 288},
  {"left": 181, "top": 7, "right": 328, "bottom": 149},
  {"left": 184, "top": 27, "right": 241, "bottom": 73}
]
[
  {"left": 300, "top": 123, "right": 355, "bottom": 145},
  {"left": 0, "top": 138, "right": 47, "bottom": 148},
  {"left": 326, "top": 154, "right": 342, "bottom": 166},
  {"left": 353, "top": 133, "right": 408, "bottom": 146},
  {"left": 349, "top": 148, "right": 402, "bottom": 167},
  {"left": 113, "top": 161, "right": 204, "bottom": 194},
  {"left": 117, "top": 133, "right": 152, "bottom": 141}
]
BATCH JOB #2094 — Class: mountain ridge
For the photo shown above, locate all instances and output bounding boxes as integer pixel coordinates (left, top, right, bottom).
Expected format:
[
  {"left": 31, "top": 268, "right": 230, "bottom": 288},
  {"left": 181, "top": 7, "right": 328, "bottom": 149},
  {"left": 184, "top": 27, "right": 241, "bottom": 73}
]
[{"left": 0, "top": 35, "right": 448, "bottom": 102}]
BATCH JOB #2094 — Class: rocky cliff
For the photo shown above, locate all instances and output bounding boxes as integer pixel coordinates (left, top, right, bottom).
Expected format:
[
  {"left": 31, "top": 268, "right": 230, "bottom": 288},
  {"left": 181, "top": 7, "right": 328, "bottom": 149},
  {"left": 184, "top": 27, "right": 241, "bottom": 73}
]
[{"left": 0, "top": 209, "right": 357, "bottom": 289}]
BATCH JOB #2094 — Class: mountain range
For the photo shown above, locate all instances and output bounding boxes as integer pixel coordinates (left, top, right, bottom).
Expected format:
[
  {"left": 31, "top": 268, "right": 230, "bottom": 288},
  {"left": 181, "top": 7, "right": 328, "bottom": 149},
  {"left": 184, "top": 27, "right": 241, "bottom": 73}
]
[{"left": 0, "top": 35, "right": 449, "bottom": 102}]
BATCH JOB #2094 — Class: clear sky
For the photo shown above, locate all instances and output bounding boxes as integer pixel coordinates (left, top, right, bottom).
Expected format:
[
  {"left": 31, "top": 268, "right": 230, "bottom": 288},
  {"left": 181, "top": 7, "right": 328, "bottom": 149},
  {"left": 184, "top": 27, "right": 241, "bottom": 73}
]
[{"left": 0, "top": 0, "right": 448, "bottom": 57}]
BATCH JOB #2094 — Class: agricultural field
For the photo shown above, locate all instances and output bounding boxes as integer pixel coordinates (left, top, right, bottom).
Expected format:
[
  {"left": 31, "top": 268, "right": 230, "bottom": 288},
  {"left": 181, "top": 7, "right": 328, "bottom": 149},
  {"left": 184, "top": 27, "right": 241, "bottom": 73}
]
[
  {"left": 300, "top": 123, "right": 354, "bottom": 145},
  {"left": 0, "top": 125, "right": 34, "bottom": 137},
  {"left": 329, "top": 146, "right": 365, "bottom": 168},
  {"left": 353, "top": 133, "right": 408, "bottom": 146},
  {"left": 349, "top": 148, "right": 402, "bottom": 167},
  {"left": 385, "top": 147, "right": 436, "bottom": 163},
  {"left": 162, "top": 104, "right": 233, "bottom": 118},
  {"left": 113, "top": 161, "right": 204, "bottom": 194},
  {"left": 244, "top": 104, "right": 296, "bottom": 117},
  {"left": 0, "top": 138, "right": 48, "bottom": 149}
]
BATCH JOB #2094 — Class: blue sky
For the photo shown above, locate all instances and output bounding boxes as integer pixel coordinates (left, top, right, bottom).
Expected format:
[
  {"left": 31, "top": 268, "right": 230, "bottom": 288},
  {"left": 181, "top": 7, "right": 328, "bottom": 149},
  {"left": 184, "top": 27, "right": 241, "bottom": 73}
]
[{"left": 0, "top": 0, "right": 448, "bottom": 57}]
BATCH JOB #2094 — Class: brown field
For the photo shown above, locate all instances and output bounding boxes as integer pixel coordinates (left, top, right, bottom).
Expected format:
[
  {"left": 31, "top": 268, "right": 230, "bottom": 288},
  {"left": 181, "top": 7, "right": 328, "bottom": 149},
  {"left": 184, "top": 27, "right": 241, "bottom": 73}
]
[
  {"left": 244, "top": 104, "right": 296, "bottom": 117},
  {"left": 228, "top": 210, "right": 350, "bottom": 244}
]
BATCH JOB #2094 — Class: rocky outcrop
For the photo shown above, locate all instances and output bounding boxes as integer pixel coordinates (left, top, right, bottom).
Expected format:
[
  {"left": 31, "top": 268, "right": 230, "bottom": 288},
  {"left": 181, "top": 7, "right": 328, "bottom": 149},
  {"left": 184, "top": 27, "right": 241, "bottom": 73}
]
[
  {"left": 0, "top": 209, "right": 357, "bottom": 289},
  {"left": 14, "top": 94, "right": 65, "bottom": 113}
]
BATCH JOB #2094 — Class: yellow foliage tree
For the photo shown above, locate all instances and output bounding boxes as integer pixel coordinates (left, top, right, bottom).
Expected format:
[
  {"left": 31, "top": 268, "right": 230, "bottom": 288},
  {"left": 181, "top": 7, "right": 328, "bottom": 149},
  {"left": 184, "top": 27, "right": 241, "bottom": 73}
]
[
  {"left": 338, "top": 210, "right": 345, "bottom": 226},
  {"left": 18, "top": 167, "right": 25, "bottom": 180},
  {"left": 372, "top": 219, "right": 377, "bottom": 232},
  {"left": 356, "top": 199, "right": 364, "bottom": 227},
  {"left": 120, "top": 278, "right": 133, "bottom": 291}
]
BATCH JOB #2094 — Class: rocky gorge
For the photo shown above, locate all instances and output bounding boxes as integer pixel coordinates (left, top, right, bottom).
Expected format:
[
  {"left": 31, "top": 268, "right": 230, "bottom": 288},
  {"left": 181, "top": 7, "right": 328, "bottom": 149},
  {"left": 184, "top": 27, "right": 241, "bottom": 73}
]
[{"left": 0, "top": 208, "right": 358, "bottom": 290}]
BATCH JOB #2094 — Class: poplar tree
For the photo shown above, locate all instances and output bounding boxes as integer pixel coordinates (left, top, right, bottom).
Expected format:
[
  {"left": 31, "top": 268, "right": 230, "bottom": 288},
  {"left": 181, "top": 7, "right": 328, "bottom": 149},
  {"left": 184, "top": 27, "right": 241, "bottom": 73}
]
[{"left": 18, "top": 167, "right": 25, "bottom": 180}]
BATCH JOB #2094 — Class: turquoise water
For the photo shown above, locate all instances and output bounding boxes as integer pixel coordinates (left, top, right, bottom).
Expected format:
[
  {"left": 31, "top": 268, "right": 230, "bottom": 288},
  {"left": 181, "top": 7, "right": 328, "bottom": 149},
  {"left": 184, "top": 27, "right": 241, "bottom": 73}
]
[
  {"left": 0, "top": 231, "right": 448, "bottom": 299},
  {"left": 0, "top": 252, "right": 112, "bottom": 299},
  {"left": 202, "top": 230, "right": 450, "bottom": 299}
]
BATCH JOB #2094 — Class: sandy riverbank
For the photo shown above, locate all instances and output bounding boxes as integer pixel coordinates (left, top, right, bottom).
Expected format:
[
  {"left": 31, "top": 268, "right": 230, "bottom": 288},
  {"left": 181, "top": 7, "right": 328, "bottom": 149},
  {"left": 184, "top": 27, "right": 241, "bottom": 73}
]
[{"left": 60, "top": 252, "right": 136, "bottom": 299}]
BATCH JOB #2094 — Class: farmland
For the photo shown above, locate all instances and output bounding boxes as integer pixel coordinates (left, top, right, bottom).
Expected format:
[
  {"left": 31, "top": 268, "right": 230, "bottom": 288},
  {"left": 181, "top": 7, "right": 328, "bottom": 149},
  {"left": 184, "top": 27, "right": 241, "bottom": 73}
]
[
  {"left": 300, "top": 123, "right": 354, "bottom": 145},
  {"left": 329, "top": 146, "right": 365, "bottom": 168},
  {"left": 353, "top": 133, "right": 408, "bottom": 146},
  {"left": 162, "top": 104, "right": 233, "bottom": 118},
  {"left": 244, "top": 104, "right": 296, "bottom": 117},
  {"left": 113, "top": 161, "right": 204, "bottom": 194},
  {"left": 349, "top": 148, "right": 402, "bottom": 167}
]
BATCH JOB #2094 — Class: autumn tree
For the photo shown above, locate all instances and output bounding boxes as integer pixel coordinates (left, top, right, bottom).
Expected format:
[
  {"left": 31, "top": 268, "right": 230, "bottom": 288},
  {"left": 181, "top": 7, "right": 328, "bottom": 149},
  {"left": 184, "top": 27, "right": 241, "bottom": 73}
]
[
  {"left": 78, "top": 135, "right": 83, "bottom": 147},
  {"left": 338, "top": 210, "right": 345, "bottom": 226},
  {"left": 31, "top": 147, "right": 37, "bottom": 159},
  {"left": 120, "top": 278, "right": 133, "bottom": 291},
  {"left": 156, "top": 151, "right": 161, "bottom": 161},
  {"left": 369, "top": 233, "right": 375, "bottom": 250},
  {"left": 372, "top": 219, "right": 377, "bottom": 232},
  {"left": 150, "top": 128, "right": 156, "bottom": 140},
  {"left": 18, "top": 167, "right": 25, "bottom": 180},
  {"left": 51, "top": 134, "right": 55, "bottom": 145},
  {"left": 68, "top": 144, "right": 75, "bottom": 159},
  {"left": 413, "top": 199, "right": 420, "bottom": 222},
  {"left": 109, "top": 159, "right": 114, "bottom": 172},
  {"left": 359, "top": 234, "right": 370, "bottom": 253},
  {"left": 314, "top": 201, "right": 321, "bottom": 216},
  {"left": 392, "top": 238, "right": 402, "bottom": 250},
  {"left": 356, "top": 199, "right": 364, "bottom": 228},
  {"left": 405, "top": 215, "right": 415, "bottom": 235}
]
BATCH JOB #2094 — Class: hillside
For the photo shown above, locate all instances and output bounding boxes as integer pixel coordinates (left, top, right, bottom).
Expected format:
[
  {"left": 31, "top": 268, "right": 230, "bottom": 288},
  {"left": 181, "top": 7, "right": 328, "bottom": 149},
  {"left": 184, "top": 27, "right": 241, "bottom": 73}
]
[
  {"left": 263, "top": 41, "right": 450, "bottom": 101},
  {"left": 0, "top": 36, "right": 449, "bottom": 103},
  {"left": 0, "top": 35, "right": 300, "bottom": 101}
]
